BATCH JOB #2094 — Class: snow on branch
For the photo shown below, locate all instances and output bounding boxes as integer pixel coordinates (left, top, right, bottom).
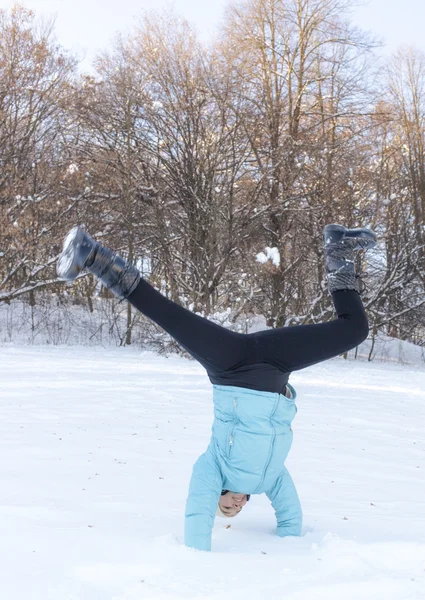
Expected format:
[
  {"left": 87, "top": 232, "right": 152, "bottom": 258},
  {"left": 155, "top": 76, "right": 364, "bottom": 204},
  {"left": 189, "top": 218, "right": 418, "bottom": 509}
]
[{"left": 256, "top": 247, "right": 281, "bottom": 267}]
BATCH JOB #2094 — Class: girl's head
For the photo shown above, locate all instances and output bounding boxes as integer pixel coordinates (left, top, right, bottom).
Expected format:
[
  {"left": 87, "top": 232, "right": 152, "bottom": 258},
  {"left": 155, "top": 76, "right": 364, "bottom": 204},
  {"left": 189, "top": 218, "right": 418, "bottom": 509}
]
[{"left": 217, "top": 491, "right": 249, "bottom": 518}]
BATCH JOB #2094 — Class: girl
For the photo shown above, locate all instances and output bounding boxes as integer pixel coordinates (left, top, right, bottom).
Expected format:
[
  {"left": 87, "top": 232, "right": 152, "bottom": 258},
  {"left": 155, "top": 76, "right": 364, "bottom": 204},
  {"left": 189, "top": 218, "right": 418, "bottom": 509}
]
[{"left": 57, "top": 223, "right": 376, "bottom": 551}]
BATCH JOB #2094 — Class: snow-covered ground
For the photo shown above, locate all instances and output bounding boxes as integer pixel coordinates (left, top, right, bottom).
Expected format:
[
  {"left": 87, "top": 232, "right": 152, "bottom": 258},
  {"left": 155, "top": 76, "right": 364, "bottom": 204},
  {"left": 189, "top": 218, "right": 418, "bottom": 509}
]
[{"left": 1, "top": 345, "right": 425, "bottom": 600}]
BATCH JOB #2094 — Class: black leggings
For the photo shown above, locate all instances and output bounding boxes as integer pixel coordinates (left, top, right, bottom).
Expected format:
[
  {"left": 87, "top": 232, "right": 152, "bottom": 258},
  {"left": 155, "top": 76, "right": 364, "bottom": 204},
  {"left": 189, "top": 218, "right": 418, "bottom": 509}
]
[{"left": 127, "top": 280, "right": 368, "bottom": 388}]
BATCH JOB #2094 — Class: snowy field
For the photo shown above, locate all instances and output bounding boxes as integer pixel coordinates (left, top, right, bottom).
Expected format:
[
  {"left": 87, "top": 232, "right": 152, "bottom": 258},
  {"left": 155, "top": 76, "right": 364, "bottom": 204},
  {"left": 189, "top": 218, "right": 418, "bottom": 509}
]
[{"left": 1, "top": 346, "right": 425, "bottom": 600}]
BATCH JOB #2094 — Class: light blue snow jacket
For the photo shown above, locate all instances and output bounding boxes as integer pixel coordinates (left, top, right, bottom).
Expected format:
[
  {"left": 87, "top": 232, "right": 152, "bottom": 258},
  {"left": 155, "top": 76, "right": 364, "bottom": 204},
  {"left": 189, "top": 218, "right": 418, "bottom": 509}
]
[{"left": 184, "top": 384, "right": 302, "bottom": 551}]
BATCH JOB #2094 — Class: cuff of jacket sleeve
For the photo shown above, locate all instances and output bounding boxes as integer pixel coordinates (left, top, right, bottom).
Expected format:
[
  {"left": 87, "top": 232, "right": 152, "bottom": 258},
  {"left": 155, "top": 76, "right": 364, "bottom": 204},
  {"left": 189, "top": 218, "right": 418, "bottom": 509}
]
[
  {"left": 184, "top": 514, "right": 213, "bottom": 551},
  {"left": 276, "top": 522, "right": 302, "bottom": 537}
]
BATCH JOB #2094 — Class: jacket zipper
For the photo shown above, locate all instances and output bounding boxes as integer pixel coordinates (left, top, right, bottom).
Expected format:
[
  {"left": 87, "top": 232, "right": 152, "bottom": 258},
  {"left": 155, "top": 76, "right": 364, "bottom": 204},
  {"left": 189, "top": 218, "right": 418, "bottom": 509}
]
[
  {"left": 228, "top": 398, "right": 237, "bottom": 456},
  {"left": 255, "top": 397, "right": 279, "bottom": 491}
]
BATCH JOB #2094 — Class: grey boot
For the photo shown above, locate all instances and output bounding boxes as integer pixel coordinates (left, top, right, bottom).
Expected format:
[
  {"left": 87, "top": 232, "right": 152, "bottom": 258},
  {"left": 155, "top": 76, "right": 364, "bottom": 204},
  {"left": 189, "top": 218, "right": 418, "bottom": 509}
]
[
  {"left": 324, "top": 224, "right": 377, "bottom": 294},
  {"left": 57, "top": 226, "right": 140, "bottom": 299}
]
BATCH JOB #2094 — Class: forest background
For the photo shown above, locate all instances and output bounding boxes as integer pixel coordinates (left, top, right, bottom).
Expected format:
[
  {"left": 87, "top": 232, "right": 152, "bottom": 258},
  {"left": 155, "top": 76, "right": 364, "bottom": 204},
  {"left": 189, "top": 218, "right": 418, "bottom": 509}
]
[{"left": 2, "top": 1, "right": 425, "bottom": 354}]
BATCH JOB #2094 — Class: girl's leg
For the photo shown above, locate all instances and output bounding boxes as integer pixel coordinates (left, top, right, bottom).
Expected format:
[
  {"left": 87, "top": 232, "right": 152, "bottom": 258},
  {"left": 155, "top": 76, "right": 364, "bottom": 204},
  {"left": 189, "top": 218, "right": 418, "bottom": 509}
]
[
  {"left": 255, "top": 289, "right": 368, "bottom": 372},
  {"left": 57, "top": 227, "right": 252, "bottom": 373},
  {"left": 254, "top": 223, "right": 376, "bottom": 372}
]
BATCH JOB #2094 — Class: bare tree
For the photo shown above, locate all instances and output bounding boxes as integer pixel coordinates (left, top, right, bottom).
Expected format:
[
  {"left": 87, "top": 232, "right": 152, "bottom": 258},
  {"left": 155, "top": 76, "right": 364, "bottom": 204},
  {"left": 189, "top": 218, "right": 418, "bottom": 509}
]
[
  {"left": 218, "top": 0, "right": 377, "bottom": 325},
  {"left": 0, "top": 5, "right": 78, "bottom": 304}
]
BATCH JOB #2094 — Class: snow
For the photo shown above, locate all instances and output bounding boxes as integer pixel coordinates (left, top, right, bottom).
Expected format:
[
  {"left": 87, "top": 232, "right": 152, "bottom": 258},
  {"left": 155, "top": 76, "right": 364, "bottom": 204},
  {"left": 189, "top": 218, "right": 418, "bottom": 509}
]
[
  {"left": 1, "top": 345, "right": 425, "bottom": 599},
  {"left": 256, "top": 247, "right": 281, "bottom": 267},
  {"left": 67, "top": 164, "right": 79, "bottom": 175}
]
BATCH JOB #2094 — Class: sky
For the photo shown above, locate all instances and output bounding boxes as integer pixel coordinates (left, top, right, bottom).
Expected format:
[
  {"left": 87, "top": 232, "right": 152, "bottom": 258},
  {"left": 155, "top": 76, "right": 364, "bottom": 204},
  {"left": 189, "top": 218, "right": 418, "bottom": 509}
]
[{"left": 3, "top": 0, "right": 425, "bottom": 70}]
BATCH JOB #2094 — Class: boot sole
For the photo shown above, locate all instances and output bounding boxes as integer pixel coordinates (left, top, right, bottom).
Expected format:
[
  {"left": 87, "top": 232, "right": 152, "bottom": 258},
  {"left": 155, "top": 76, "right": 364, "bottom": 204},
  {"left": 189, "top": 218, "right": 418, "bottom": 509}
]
[
  {"left": 324, "top": 224, "right": 377, "bottom": 249},
  {"left": 57, "top": 227, "right": 86, "bottom": 280}
]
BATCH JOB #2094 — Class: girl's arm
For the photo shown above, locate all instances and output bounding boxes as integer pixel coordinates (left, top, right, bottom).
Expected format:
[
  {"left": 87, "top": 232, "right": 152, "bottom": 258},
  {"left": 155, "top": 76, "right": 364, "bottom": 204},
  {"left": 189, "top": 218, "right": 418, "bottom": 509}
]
[
  {"left": 184, "top": 450, "right": 223, "bottom": 551},
  {"left": 266, "top": 467, "right": 303, "bottom": 537}
]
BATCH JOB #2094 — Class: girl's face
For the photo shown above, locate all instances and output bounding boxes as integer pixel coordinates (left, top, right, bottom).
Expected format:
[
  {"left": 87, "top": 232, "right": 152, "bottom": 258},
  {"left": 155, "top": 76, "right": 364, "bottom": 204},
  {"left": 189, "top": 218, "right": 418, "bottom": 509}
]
[{"left": 218, "top": 492, "right": 248, "bottom": 517}]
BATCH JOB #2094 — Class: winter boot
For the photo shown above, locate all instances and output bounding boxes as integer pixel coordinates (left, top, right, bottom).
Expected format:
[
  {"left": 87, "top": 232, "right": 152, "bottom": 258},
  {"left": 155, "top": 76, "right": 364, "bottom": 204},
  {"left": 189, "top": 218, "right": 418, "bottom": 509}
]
[
  {"left": 56, "top": 226, "right": 140, "bottom": 299},
  {"left": 323, "top": 223, "right": 377, "bottom": 294}
]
